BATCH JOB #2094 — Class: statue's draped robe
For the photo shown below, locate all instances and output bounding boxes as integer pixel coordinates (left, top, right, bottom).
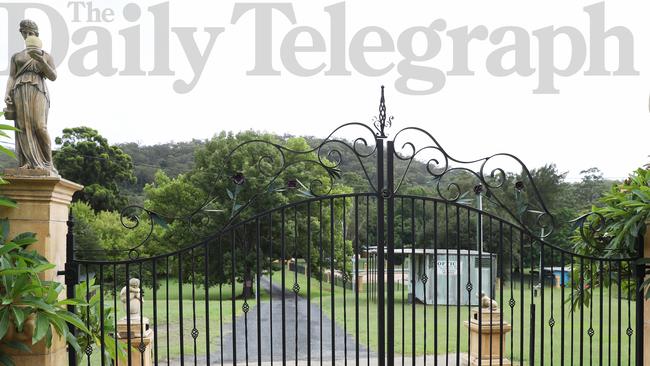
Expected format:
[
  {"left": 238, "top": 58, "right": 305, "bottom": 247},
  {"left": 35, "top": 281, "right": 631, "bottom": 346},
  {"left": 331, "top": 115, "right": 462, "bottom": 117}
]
[{"left": 11, "top": 50, "right": 55, "bottom": 171}]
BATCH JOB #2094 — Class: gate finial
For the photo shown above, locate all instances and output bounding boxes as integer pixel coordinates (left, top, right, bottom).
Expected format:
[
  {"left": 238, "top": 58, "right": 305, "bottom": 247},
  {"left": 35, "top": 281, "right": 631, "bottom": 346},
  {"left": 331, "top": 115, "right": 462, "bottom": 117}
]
[{"left": 374, "top": 85, "right": 393, "bottom": 138}]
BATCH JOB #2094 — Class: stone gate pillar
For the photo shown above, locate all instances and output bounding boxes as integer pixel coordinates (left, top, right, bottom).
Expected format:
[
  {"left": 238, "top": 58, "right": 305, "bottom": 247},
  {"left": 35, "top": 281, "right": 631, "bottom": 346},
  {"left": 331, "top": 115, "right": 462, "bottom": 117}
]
[{"left": 0, "top": 172, "right": 83, "bottom": 366}]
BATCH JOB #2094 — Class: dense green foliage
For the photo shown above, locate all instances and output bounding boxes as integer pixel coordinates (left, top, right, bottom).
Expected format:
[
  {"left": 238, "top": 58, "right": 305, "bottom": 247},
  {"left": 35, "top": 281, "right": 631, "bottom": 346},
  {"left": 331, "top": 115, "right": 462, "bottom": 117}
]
[
  {"left": 573, "top": 166, "right": 650, "bottom": 257},
  {"left": 71, "top": 201, "right": 164, "bottom": 260},
  {"left": 50, "top": 129, "right": 615, "bottom": 271},
  {"left": 142, "top": 132, "right": 356, "bottom": 294},
  {"left": 73, "top": 278, "right": 126, "bottom": 364},
  {"left": 565, "top": 165, "right": 650, "bottom": 308},
  {"left": 2, "top": 124, "right": 625, "bottom": 296},
  {"left": 0, "top": 220, "right": 90, "bottom": 366},
  {"left": 53, "top": 127, "right": 136, "bottom": 212},
  {"left": 117, "top": 140, "right": 202, "bottom": 204}
]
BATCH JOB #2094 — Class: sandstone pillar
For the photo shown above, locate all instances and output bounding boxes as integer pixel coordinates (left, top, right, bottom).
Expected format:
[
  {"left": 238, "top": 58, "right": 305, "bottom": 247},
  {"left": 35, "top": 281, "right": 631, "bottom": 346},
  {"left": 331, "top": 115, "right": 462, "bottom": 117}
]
[
  {"left": 0, "top": 171, "right": 83, "bottom": 366},
  {"left": 463, "top": 306, "right": 512, "bottom": 366}
]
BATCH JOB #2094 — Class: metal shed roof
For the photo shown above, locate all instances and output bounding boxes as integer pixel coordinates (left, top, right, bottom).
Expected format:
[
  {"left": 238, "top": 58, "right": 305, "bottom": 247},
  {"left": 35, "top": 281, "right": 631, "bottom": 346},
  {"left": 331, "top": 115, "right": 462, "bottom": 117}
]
[{"left": 365, "top": 246, "right": 493, "bottom": 255}]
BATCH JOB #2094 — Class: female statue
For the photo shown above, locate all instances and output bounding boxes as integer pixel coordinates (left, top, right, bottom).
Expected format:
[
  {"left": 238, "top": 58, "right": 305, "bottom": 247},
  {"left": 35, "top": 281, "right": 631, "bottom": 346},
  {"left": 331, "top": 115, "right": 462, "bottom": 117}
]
[{"left": 3, "top": 19, "right": 57, "bottom": 173}]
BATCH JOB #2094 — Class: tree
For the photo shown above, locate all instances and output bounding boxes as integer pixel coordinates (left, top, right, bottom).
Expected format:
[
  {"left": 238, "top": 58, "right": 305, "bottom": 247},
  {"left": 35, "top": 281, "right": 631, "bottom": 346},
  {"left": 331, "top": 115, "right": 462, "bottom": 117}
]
[
  {"left": 69, "top": 201, "right": 101, "bottom": 260},
  {"left": 54, "top": 127, "right": 136, "bottom": 211},
  {"left": 575, "top": 167, "right": 608, "bottom": 207},
  {"left": 568, "top": 164, "right": 650, "bottom": 308},
  {"left": 572, "top": 166, "right": 650, "bottom": 257},
  {"left": 117, "top": 140, "right": 202, "bottom": 204},
  {"left": 71, "top": 201, "right": 163, "bottom": 260},
  {"left": 144, "top": 131, "right": 355, "bottom": 296}
]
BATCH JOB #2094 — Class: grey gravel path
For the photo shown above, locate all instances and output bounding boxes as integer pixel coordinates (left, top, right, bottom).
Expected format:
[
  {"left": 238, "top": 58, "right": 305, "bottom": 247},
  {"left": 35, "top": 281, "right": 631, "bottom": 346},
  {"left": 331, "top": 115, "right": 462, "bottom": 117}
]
[
  {"left": 159, "top": 277, "right": 465, "bottom": 366},
  {"left": 213, "top": 277, "right": 371, "bottom": 363}
]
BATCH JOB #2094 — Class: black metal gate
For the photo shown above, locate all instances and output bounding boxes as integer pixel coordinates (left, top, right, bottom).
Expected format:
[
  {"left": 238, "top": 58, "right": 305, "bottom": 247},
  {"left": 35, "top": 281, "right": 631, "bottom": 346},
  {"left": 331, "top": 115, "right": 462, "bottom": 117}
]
[{"left": 66, "top": 87, "right": 644, "bottom": 366}]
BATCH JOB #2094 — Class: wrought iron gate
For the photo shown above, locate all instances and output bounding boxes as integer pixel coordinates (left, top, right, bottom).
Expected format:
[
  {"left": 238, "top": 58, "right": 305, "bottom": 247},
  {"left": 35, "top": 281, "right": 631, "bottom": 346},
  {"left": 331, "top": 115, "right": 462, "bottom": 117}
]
[{"left": 66, "top": 87, "right": 644, "bottom": 366}]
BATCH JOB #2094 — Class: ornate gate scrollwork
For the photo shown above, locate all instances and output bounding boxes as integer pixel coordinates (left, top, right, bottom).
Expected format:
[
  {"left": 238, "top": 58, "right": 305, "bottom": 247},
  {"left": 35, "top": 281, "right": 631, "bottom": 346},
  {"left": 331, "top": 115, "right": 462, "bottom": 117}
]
[{"left": 67, "top": 87, "right": 643, "bottom": 366}]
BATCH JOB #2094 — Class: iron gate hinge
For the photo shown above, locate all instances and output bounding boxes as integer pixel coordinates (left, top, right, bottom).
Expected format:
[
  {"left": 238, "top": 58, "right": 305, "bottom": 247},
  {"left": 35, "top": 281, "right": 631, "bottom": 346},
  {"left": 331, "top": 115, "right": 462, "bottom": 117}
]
[{"left": 59, "top": 263, "right": 78, "bottom": 285}]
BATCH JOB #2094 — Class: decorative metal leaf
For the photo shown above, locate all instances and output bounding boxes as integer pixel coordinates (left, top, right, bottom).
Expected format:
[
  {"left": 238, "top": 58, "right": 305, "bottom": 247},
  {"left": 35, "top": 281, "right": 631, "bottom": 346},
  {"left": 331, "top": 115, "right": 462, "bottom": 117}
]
[{"left": 150, "top": 212, "right": 169, "bottom": 229}]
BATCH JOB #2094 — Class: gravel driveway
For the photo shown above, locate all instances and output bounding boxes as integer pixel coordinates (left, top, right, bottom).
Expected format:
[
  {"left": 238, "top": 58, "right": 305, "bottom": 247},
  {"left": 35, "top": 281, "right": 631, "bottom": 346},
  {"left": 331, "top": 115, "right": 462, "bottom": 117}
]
[{"left": 213, "top": 276, "right": 371, "bottom": 364}]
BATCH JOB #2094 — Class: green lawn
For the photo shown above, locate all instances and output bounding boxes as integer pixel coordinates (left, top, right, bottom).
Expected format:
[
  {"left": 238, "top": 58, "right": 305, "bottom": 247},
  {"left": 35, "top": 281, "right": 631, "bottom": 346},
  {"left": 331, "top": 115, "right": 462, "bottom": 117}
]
[
  {"left": 80, "top": 272, "right": 637, "bottom": 365},
  {"left": 273, "top": 269, "right": 637, "bottom": 365},
  {"left": 84, "top": 279, "right": 263, "bottom": 364}
]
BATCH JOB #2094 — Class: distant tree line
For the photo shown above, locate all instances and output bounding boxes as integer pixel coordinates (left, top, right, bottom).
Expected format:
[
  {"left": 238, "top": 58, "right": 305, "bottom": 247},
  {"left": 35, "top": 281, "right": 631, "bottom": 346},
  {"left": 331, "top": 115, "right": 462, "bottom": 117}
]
[{"left": 0, "top": 126, "right": 620, "bottom": 295}]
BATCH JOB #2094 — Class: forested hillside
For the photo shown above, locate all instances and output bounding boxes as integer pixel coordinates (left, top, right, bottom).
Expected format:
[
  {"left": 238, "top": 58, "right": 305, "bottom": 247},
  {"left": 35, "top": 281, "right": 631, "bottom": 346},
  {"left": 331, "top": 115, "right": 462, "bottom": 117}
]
[
  {"left": 0, "top": 131, "right": 615, "bottom": 214},
  {"left": 117, "top": 140, "right": 203, "bottom": 203},
  {"left": 0, "top": 128, "right": 618, "bottom": 263}
]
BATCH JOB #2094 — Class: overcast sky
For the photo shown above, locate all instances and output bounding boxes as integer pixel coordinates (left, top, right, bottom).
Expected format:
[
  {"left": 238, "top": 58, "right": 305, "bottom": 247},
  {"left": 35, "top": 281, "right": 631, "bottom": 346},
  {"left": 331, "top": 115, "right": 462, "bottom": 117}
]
[{"left": 1, "top": 0, "right": 649, "bottom": 181}]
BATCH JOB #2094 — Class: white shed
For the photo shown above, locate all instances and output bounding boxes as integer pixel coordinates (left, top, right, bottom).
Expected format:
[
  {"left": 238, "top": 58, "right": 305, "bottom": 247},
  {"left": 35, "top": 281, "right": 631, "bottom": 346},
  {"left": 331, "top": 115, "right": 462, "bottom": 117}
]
[{"left": 367, "top": 247, "right": 497, "bottom": 306}]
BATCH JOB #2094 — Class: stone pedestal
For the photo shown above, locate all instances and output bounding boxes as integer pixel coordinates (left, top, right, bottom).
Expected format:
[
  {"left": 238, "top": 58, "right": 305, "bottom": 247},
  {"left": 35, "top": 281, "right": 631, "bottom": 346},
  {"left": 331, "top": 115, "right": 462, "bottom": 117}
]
[
  {"left": 0, "top": 171, "right": 83, "bottom": 366},
  {"left": 356, "top": 274, "right": 364, "bottom": 292},
  {"left": 463, "top": 307, "right": 512, "bottom": 366},
  {"left": 0, "top": 171, "right": 82, "bottom": 281},
  {"left": 116, "top": 318, "right": 153, "bottom": 366},
  {"left": 117, "top": 317, "right": 150, "bottom": 339}
]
